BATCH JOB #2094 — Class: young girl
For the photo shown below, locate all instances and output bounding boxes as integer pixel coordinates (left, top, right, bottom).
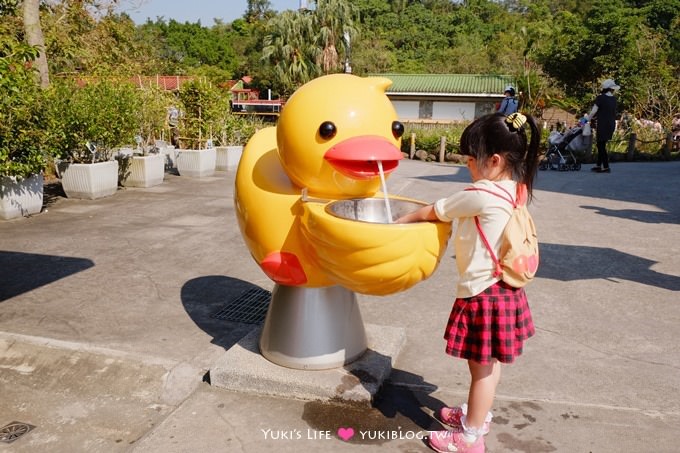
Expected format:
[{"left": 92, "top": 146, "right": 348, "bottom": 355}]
[{"left": 397, "top": 112, "right": 539, "bottom": 453}]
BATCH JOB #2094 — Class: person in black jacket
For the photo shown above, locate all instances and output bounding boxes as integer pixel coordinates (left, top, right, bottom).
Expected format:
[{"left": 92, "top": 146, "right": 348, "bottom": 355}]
[{"left": 588, "top": 79, "right": 619, "bottom": 173}]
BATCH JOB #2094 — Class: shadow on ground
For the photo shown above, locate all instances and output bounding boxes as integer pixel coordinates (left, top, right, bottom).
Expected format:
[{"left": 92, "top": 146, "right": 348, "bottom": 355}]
[
  {"left": 301, "top": 353, "right": 446, "bottom": 447},
  {"left": 42, "top": 181, "right": 66, "bottom": 209},
  {"left": 539, "top": 243, "right": 680, "bottom": 291},
  {"left": 409, "top": 161, "right": 680, "bottom": 225},
  {"left": 580, "top": 205, "right": 680, "bottom": 225},
  {"left": 180, "top": 275, "right": 267, "bottom": 351},
  {"left": 0, "top": 251, "right": 94, "bottom": 301}
]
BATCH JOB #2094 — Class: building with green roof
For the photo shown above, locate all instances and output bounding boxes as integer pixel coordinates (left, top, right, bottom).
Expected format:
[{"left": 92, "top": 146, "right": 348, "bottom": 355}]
[{"left": 375, "top": 74, "right": 516, "bottom": 123}]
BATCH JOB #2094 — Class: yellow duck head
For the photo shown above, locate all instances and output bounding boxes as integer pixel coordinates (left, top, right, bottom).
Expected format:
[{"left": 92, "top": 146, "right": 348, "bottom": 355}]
[{"left": 276, "top": 74, "right": 404, "bottom": 198}]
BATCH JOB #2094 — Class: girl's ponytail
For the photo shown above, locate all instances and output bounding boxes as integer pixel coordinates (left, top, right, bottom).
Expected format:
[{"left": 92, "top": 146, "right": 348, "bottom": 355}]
[{"left": 523, "top": 115, "right": 540, "bottom": 201}]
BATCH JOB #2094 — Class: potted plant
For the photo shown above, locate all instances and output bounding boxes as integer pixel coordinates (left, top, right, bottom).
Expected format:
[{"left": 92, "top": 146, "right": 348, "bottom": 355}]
[
  {"left": 0, "top": 39, "right": 49, "bottom": 220},
  {"left": 118, "top": 140, "right": 165, "bottom": 189},
  {"left": 174, "top": 79, "right": 225, "bottom": 177},
  {"left": 47, "top": 79, "right": 142, "bottom": 199},
  {"left": 120, "top": 87, "right": 169, "bottom": 188},
  {"left": 215, "top": 114, "right": 261, "bottom": 171}
]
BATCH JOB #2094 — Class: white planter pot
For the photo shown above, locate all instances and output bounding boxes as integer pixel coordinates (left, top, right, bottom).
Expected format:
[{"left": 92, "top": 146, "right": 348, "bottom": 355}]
[
  {"left": 0, "top": 174, "right": 44, "bottom": 220},
  {"left": 176, "top": 148, "right": 216, "bottom": 177},
  {"left": 123, "top": 154, "right": 165, "bottom": 188},
  {"left": 60, "top": 160, "right": 119, "bottom": 199},
  {"left": 215, "top": 145, "right": 243, "bottom": 171}
]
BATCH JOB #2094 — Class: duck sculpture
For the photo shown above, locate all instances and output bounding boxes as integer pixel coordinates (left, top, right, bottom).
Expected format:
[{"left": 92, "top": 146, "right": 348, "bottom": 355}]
[{"left": 235, "top": 74, "right": 451, "bottom": 369}]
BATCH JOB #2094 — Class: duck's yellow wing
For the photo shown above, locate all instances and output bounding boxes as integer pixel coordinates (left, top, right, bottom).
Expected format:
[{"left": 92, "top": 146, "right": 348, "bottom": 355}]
[
  {"left": 234, "top": 126, "right": 334, "bottom": 288},
  {"left": 301, "top": 198, "right": 451, "bottom": 295}
]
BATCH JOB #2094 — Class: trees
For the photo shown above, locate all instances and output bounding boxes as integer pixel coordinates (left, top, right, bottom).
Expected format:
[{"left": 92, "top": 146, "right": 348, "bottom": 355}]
[
  {"left": 262, "top": 10, "right": 318, "bottom": 96},
  {"left": 0, "top": 18, "right": 48, "bottom": 177},
  {"left": 22, "top": 0, "right": 49, "bottom": 87},
  {"left": 40, "top": 1, "right": 157, "bottom": 76},
  {"left": 1, "top": 0, "right": 676, "bottom": 127},
  {"left": 350, "top": 0, "right": 676, "bottom": 123},
  {"left": 536, "top": 0, "right": 678, "bottom": 125},
  {"left": 315, "top": 0, "right": 358, "bottom": 73},
  {"left": 136, "top": 19, "right": 239, "bottom": 81},
  {"left": 245, "top": 0, "right": 274, "bottom": 23},
  {"left": 0, "top": 1, "right": 51, "bottom": 178},
  {"left": 261, "top": 0, "right": 357, "bottom": 95}
]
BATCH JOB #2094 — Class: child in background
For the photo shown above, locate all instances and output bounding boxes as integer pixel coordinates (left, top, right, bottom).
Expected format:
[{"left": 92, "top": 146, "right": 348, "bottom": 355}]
[{"left": 397, "top": 112, "right": 540, "bottom": 453}]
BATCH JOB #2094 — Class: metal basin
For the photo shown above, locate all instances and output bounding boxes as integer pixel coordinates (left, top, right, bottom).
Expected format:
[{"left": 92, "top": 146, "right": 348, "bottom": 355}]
[{"left": 326, "top": 198, "right": 425, "bottom": 224}]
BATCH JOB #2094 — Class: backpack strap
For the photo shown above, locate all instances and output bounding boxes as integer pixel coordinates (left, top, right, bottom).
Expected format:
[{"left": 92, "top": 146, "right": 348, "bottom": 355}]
[
  {"left": 474, "top": 216, "right": 503, "bottom": 278},
  {"left": 464, "top": 183, "right": 518, "bottom": 279},
  {"left": 465, "top": 184, "right": 517, "bottom": 207}
]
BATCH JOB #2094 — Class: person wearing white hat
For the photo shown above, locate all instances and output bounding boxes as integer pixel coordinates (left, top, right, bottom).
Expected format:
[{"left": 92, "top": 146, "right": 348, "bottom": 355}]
[
  {"left": 587, "top": 79, "right": 620, "bottom": 173},
  {"left": 497, "top": 85, "right": 518, "bottom": 115}
]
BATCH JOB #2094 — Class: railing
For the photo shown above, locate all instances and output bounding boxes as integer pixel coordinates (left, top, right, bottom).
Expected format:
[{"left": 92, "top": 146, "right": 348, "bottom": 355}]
[
  {"left": 618, "top": 132, "right": 676, "bottom": 161},
  {"left": 402, "top": 120, "right": 464, "bottom": 131},
  {"left": 231, "top": 99, "right": 285, "bottom": 116}
]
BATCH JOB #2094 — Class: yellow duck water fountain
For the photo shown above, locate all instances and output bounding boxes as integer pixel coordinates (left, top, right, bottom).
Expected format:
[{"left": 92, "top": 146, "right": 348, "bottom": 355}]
[{"left": 235, "top": 74, "right": 451, "bottom": 370}]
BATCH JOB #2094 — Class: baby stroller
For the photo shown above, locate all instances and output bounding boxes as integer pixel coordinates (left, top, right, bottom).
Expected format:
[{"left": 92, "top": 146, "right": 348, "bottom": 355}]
[{"left": 539, "top": 125, "right": 589, "bottom": 171}]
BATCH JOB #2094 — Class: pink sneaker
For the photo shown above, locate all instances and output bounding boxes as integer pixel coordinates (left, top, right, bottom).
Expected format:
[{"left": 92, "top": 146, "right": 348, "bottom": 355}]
[
  {"left": 439, "top": 404, "right": 492, "bottom": 435},
  {"left": 428, "top": 430, "right": 485, "bottom": 453}
]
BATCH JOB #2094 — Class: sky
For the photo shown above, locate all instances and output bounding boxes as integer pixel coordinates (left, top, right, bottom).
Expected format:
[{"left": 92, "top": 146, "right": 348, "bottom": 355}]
[{"left": 119, "top": 0, "right": 304, "bottom": 25}]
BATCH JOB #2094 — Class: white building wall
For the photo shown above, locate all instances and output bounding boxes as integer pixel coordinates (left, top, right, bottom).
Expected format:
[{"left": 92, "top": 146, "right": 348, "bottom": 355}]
[
  {"left": 432, "top": 102, "right": 476, "bottom": 122},
  {"left": 390, "top": 99, "right": 480, "bottom": 122},
  {"left": 391, "top": 100, "right": 420, "bottom": 120}
]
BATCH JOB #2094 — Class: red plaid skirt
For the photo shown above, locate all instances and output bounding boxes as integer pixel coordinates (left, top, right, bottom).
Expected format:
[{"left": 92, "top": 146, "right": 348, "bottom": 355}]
[{"left": 444, "top": 281, "right": 534, "bottom": 364}]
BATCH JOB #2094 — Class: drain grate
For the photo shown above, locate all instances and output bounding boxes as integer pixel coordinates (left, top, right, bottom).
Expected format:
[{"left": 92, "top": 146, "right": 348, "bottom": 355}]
[
  {"left": 0, "top": 422, "right": 36, "bottom": 444},
  {"left": 211, "top": 287, "right": 271, "bottom": 324}
]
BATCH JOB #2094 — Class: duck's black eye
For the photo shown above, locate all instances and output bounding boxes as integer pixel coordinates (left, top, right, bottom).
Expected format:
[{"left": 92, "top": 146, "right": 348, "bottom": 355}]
[
  {"left": 392, "top": 121, "right": 405, "bottom": 139},
  {"left": 319, "top": 121, "right": 337, "bottom": 140}
]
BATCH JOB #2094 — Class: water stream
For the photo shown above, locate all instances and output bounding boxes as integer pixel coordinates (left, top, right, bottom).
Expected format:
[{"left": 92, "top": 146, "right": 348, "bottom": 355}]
[{"left": 376, "top": 160, "right": 392, "bottom": 223}]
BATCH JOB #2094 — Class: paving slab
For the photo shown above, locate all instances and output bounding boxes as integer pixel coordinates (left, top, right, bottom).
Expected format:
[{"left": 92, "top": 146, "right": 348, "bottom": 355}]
[
  {"left": 130, "top": 380, "right": 680, "bottom": 453},
  {"left": 210, "top": 324, "right": 406, "bottom": 403},
  {"left": 0, "top": 334, "right": 183, "bottom": 452}
]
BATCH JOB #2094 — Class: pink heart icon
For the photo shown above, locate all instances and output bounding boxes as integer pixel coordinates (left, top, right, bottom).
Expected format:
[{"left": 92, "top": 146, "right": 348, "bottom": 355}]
[{"left": 337, "top": 427, "right": 355, "bottom": 441}]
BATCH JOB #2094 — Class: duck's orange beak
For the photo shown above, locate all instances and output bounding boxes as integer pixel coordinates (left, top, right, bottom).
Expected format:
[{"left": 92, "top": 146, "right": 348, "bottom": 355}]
[{"left": 324, "top": 136, "right": 403, "bottom": 180}]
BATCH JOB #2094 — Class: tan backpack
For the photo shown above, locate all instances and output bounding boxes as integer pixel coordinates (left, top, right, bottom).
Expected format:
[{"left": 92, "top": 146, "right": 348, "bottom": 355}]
[{"left": 467, "top": 183, "right": 539, "bottom": 288}]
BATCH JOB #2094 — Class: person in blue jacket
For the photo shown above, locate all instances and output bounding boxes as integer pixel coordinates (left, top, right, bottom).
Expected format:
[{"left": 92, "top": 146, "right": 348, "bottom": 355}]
[{"left": 497, "top": 86, "right": 518, "bottom": 115}]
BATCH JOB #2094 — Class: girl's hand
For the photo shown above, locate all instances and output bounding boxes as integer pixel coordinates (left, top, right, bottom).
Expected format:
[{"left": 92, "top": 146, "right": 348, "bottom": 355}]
[{"left": 395, "top": 205, "right": 437, "bottom": 223}]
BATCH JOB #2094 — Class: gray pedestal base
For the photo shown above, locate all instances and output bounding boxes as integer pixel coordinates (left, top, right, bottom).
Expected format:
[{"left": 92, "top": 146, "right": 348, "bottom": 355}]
[
  {"left": 210, "top": 324, "right": 405, "bottom": 404},
  {"left": 259, "top": 285, "right": 368, "bottom": 370}
]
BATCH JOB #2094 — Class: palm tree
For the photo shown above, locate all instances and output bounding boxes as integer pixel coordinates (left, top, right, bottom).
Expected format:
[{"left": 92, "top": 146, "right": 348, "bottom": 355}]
[
  {"left": 262, "top": 10, "right": 318, "bottom": 96},
  {"left": 314, "top": 0, "right": 358, "bottom": 74},
  {"left": 262, "top": 0, "right": 357, "bottom": 95}
]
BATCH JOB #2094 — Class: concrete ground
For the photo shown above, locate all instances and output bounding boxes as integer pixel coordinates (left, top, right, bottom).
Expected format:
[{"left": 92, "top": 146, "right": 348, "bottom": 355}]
[{"left": 1, "top": 158, "right": 678, "bottom": 452}]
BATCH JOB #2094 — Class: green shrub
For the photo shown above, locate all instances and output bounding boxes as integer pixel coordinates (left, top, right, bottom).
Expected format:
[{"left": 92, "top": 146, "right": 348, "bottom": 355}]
[
  {"left": 400, "top": 123, "right": 467, "bottom": 155},
  {"left": 177, "top": 79, "right": 229, "bottom": 149},
  {"left": 216, "top": 114, "right": 264, "bottom": 146},
  {"left": 0, "top": 40, "right": 51, "bottom": 178},
  {"left": 45, "top": 79, "right": 143, "bottom": 163},
  {"left": 137, "top": 86, "right": 174, "bottom": 150}
]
